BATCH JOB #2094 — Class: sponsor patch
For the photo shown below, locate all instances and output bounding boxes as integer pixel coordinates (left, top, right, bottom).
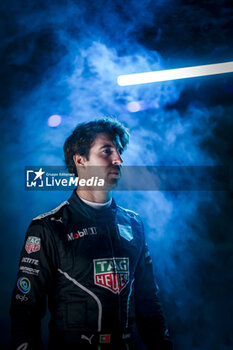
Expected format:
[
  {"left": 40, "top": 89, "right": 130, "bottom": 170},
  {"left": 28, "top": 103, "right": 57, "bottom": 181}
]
[
  {"left": 16, "top": 294, "right": 28, "bottom": 302},
  {"left": 19, "top": 266, "right": 40, "bottom": 276},
  {"left": 67, "top": 227, "right": 97, "bottom": 241},
  {"left": 25, "top": 236, "right": 41, "bottom": 254},
  {"left": 21, "top": 257, "right": 39, "bottom": 265},
  {"left": 118, "top": 224, "right": 133, "bottom": 241},
  {"left": 17, "top": 277, "right": 31, "bottom": 294},
  {"left": 94, "top": 257, "right": 129, "bottom": 294}
]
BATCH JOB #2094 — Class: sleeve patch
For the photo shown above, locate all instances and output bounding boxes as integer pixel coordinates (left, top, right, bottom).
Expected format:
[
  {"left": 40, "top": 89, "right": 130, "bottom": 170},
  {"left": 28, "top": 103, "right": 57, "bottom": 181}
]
[
  {"left": 17, "top": 277, "right": 31, "bottom": 294},
  {"left": 25, "top": 236, "right": 41, "bottom": 254},
  {"left": 19, "top": 266, "right": 40, "bottom": 276}
]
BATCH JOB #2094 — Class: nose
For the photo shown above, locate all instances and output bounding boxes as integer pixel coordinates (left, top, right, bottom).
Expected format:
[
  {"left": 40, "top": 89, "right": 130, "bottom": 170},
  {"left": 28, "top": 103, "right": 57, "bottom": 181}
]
[{"left": 112, "top": 151, "right": 123, "bottom": 165}]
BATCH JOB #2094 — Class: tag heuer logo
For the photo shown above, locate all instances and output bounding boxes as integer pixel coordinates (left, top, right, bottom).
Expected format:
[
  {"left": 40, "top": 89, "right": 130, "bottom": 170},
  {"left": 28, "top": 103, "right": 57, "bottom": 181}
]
[
  {"left": 93, "top": 257, "right": 129, "bottom": 294},
  {"left": 25, "top": 236, "right": 41, "bottom": 254}
]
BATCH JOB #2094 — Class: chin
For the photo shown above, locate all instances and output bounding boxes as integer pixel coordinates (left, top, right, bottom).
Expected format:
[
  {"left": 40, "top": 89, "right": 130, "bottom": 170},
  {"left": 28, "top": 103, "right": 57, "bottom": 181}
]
[{"left": 105, "top": 178, "right": 119, "bottom": 189}]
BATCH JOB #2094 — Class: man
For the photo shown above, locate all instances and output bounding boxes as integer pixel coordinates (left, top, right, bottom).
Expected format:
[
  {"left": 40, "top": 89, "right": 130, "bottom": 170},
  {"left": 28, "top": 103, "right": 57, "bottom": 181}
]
[{"left": 10, "top": 118, "right": 173, "bottom": 350}]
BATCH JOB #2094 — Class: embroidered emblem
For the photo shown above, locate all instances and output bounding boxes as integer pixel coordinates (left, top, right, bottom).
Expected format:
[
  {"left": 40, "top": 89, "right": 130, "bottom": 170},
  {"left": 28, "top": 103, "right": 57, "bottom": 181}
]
[
  {"left": 94, "top": 257, "right": 129, "bottom": 294},
  {"left": 118, "top": 224, "right": 133, "bottom": 241},
  {"left": 25, "top": 236, "right": 41, "bottom": 254}
]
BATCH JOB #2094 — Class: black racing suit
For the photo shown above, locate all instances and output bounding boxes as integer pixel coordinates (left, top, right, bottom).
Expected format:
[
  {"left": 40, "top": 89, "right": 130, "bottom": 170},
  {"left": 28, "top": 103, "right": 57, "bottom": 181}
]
[{"left": 10, "top": 190, "right": 173, "bottom": 350}]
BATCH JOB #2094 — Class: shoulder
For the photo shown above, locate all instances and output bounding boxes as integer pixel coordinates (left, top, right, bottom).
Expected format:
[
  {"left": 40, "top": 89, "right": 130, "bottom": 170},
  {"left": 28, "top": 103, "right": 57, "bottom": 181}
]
[
  {"left": 26, "top": 200, "right": 70, "bottom": 235},
  {"left": 25, "top": 200, "right": 70, "bottom": 244},
  {"left": 32, "top": 200, "right": 70, "bottom": 222},
  {"left": 116, "top": 204, "right": 142, "bottom": 224}
]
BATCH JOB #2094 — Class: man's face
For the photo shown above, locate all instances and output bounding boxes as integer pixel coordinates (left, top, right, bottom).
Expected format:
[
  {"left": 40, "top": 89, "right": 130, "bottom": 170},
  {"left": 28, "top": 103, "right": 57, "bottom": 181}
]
[{"left": 75, "top": 133, "right": 123, "bottom": 187}]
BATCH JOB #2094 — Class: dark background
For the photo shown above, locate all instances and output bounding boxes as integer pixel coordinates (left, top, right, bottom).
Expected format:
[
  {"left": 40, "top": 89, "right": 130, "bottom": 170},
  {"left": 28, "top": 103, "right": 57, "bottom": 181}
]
[{"left": 0, "top": 1, "right": 233, "bottom": 349}]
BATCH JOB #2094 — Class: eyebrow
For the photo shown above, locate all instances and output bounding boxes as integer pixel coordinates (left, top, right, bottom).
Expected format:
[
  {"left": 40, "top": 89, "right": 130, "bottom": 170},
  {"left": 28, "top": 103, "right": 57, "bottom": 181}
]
[
  {"left": 99, "top": 144, "right": 123, "bottom": 153},
  {"left": 99, "top": 144, "right": 114, "bottom": 150}
]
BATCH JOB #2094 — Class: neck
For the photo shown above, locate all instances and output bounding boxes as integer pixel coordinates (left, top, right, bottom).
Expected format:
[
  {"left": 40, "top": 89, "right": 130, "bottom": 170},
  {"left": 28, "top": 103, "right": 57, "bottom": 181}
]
[{"left": 76, "top": 188, "right": 112, "bottom": 203}]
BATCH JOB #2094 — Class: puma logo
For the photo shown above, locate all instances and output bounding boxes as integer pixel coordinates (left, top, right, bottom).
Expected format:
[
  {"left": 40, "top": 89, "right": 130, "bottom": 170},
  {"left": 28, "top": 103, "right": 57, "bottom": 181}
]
[
  {"left": 51, "top": 217, "right": 63, "bottom": 224},
  {"left": 81, "top": 334, "right": 94, "bottom": 344}
]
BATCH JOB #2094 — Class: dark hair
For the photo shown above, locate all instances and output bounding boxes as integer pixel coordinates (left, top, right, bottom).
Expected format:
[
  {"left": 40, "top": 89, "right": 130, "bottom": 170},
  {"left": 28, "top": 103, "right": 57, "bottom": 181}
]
[{"left": 63, "top": 117, "right": 130, "bottom": 176}]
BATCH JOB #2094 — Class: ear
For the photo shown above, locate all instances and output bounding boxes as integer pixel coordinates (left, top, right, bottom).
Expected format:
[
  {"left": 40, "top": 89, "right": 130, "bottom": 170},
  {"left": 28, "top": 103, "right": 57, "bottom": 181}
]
[{"left": 73, "top": 154, "right": 87, "bottom": 167}]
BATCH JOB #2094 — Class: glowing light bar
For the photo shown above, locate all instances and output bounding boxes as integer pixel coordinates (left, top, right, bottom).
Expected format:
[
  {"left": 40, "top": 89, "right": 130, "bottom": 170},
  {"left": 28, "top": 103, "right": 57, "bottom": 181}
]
[{"left": 117, "top": 61, "right": 233, "bottom": 86}]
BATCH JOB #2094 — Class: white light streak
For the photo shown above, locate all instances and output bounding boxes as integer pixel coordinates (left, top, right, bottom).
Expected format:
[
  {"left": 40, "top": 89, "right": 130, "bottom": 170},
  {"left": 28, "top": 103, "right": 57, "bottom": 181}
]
[{"left": 117, "top": 61, "right": 233, "bottom": 86}]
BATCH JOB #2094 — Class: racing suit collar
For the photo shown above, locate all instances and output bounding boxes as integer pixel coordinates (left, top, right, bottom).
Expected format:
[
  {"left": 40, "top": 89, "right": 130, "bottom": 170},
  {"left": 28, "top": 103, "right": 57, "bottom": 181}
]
[{"left": 68, "top": 189, "right": 117, "bottom": 221}]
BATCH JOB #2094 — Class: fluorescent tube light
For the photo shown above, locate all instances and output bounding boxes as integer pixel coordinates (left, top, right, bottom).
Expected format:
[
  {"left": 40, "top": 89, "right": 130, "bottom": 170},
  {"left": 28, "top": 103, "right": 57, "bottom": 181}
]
[{"left": 117, "top": 61, "right": 233, "bottom": 86}]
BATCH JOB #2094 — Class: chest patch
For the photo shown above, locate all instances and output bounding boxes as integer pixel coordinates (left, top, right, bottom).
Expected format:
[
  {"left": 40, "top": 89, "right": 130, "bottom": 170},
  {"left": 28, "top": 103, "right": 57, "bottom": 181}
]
[
  {"left": 67, "top": 227, "right": 97, "bottom": 241},
  {"left": 93, "top": 257, "right": 129, "bottom": 294},
  {"left": 117, "top": 224, "right": 133, "bottom": 241}
]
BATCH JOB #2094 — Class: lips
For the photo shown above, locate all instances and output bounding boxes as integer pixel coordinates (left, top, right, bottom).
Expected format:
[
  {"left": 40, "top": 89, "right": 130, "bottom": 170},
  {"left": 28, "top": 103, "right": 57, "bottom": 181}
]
[
  {"left": 109, "top": 171, "right": 120, "bottom": 175},
  {"left": 108, "top": 167, "right": 121, "bottom": 175}
]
